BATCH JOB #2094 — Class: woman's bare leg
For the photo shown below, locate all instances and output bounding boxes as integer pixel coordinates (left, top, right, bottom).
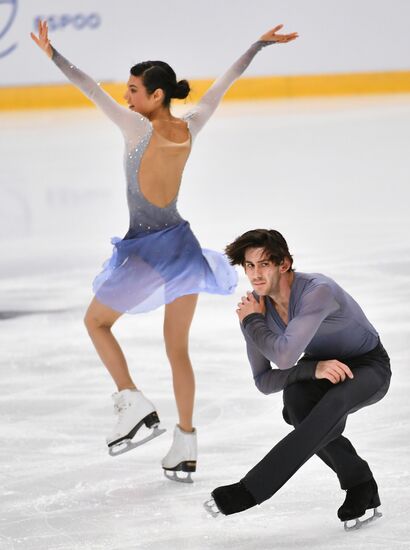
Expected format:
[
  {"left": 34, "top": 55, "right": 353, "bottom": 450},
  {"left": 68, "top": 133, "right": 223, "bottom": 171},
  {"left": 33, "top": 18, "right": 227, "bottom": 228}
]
[
  {"left": 164, "top": 294, "right": 198, "bottom": 433},
  {"left": 84, "top": 297, "right": 136, "bottom": 391}
]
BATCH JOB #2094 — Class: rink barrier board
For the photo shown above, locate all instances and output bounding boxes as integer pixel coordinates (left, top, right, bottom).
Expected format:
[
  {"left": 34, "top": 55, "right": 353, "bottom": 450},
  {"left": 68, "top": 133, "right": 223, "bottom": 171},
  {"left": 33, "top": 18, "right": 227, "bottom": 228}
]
[{"left": 1, "top": 70, "right": 410, "bottom": 110}]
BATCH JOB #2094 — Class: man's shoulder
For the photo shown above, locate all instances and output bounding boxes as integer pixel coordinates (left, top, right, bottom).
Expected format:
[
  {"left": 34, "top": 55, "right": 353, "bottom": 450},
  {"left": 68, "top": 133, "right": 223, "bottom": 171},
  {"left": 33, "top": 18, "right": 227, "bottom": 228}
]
[
  {"left": 295, "top": 271, "right": 336, "bottom": 290},
  {"left": 295, "top": 272, "right": 341, "bottom": 313}
]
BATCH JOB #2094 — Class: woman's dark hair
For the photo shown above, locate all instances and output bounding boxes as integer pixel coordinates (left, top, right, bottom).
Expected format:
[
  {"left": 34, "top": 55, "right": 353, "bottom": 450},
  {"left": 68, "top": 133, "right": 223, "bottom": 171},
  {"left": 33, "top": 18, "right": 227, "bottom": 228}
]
[
  {"left": 130, "top": 60, "right": 190, "bottom": 107},
  {"left": 225, "top": 229, "right": 294, "bottom": 272}
]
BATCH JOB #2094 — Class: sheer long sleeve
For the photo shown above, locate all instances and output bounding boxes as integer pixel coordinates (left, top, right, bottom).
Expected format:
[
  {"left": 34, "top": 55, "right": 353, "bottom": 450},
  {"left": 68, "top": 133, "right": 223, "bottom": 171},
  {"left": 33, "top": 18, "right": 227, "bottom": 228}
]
[
  {"left": 241, "top": 324, "right": 318, "bottom": 394},
  {"left": 242, "top": 285, "right": 340, "bottom": 371},
  {"left": 51, "top": 47, "right": 150, "bottom": 142},
  {"left": 184, "top": 41, "right": 274, "bottom": 137}
]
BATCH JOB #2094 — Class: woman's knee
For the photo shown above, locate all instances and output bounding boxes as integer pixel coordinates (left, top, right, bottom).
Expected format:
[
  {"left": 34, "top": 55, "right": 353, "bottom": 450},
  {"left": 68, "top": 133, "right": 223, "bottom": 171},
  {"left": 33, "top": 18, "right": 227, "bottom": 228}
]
[
  {"left": 84, "top": 299, "right": 120, "bottom": 333},
  {"left": 84, "top": 310, "right": 98, "bottom": 333},
  {"left": 165, "top": 340, "right": 190, "bottom": 364},
  {"left": 163, "top": 322, "right": 190, "bottom": 361},
  {"left": 84, "top": 308, "right": 113, "bottom": 333}
]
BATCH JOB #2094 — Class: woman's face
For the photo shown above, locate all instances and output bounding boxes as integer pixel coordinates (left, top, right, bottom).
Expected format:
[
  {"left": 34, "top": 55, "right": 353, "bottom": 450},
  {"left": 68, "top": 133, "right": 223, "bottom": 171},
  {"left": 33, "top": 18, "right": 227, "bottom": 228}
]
[{"left": 123, "top": 75, "right": 163, "bottom": 116}]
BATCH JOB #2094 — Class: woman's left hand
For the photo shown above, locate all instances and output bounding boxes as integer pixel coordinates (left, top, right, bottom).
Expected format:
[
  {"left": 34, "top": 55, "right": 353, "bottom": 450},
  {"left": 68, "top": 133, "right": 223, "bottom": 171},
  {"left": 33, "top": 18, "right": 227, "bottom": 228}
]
[
  {"left": 260, "top": 24, "right": 299, "bottom": 43},
  {"left": 30, "top": 20, "right": 53, "bottom": 58}
]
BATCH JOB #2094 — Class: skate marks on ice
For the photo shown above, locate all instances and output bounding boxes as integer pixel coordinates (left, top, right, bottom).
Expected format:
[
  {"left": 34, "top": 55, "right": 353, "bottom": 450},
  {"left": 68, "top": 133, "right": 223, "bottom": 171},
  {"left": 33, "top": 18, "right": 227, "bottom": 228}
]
[{"left": 0, "top": 308, "right": 70, "bottom": 320}]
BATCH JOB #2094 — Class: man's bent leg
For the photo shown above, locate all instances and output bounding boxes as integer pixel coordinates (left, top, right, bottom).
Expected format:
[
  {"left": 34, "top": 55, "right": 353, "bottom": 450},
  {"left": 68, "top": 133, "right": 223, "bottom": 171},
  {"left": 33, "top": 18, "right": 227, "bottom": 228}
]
[
  {"left": 284, "top": 380, "right": 373, "bottom": 489},
  {"left": 318, "top": 438, "right": 372, "bottom": 490},
  {"left": 242, "top": 362, "right": 390, "bottom": 505}
]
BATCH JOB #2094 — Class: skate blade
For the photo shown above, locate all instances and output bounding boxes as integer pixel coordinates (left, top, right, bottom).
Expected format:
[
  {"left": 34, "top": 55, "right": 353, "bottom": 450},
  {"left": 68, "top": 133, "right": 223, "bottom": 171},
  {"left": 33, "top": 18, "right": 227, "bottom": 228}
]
[
  {"left": 163, "top": 470, "right": 193, "bottom": 484},
  {"left": 344, "top": 507, "right": 382, "bottom": 531},
  {"left": 203, "top": 498, "right": 220, "bottom": 518},
  {"left": 109, "top": 426, "right": 166, "bottom": 457}
]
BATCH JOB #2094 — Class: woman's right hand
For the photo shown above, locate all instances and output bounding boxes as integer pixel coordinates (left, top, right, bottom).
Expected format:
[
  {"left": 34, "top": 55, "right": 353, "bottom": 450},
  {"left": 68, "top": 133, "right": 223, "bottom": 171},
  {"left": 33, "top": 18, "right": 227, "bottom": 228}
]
[
  {"left": 30, "top": 20, "right": 52, "bottom": 58},
  {"left": 260, "top": 24, "right": 299, "bottom": 44}
]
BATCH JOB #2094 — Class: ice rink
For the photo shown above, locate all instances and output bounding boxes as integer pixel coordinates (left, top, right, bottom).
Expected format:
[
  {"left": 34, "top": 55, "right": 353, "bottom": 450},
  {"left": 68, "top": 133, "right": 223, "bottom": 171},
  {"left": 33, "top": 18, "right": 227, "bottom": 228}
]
[{"left": 1, "top": 95, "right": 410, "bottom": 549}]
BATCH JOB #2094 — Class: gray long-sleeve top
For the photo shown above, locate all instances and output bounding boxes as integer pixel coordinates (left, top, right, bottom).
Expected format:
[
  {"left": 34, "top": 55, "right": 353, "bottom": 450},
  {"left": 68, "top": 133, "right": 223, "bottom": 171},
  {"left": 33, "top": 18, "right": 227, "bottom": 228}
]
[
  {"left": 241, "top": 272, "right": 379, "bottom": 394},
  {"left": 51, "top": 40, "right": 273, "bottom": 143},
  {"left": 50, "top": 41, "right": 273, "bottom": 234}
]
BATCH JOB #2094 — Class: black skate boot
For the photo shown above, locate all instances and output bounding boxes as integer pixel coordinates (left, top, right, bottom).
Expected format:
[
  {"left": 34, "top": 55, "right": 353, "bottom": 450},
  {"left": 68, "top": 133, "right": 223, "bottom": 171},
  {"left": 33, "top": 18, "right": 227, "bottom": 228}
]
[
  {"left": 203, "top": 481, "right": 257, "bottom": 517},
  {"left": 338, "top": 478, "right": 382, "bottom": 530}
]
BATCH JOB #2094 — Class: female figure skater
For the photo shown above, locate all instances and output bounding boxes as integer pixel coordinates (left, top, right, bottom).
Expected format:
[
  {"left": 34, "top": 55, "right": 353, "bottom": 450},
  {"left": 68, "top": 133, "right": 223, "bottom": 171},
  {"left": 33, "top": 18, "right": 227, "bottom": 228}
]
[{"left": 31, "top": 21, "right": 298, "bottom": 481}]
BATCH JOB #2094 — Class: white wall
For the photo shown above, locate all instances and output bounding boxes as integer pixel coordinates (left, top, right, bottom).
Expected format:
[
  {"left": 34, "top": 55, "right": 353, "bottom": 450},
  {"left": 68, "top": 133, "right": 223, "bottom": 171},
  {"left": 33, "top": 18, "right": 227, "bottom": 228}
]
[{"left": 1, "top": 0, "right": 410, "bottom": 87}]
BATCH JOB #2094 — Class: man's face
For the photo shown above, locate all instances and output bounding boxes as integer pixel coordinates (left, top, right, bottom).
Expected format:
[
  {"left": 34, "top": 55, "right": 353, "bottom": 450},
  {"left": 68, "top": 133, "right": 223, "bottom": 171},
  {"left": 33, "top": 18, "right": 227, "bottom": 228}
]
[{"left": 243, "top": 247, "right": 282, "bottom": 296}]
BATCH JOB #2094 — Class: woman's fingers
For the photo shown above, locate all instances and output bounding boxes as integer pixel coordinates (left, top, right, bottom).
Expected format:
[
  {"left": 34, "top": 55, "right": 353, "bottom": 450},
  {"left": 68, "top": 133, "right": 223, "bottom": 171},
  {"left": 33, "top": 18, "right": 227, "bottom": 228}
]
[
  {"left": 276, "top": 33, "right": 299, "bottom": 42},
  {"left": 31, "top": 19, "right": 45, "bottom": 45},
  {"left": 41, "top": 21, "right": 49, "bottom": 42},
  {"left": 272, "top": 24, "right": 284, "bottom": 33},
  {"left": 260, "top": 25, "right": 298, "bottom": 42},
  {"left": 30, "top": 19, "right": 52, "bottom": 56},
  {"left": 37, "top": 19, "right": 48, "bottom": 41},
  {"left": 30, "top": 32, "right": 39, "bottom": 45}
]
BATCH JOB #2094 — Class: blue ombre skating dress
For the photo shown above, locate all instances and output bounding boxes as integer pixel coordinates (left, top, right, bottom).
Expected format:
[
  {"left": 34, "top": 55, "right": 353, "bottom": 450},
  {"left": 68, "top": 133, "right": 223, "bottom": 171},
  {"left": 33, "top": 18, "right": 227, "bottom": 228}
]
[{"left": 51, "top": 41, "right": 273, "bottom": 313}]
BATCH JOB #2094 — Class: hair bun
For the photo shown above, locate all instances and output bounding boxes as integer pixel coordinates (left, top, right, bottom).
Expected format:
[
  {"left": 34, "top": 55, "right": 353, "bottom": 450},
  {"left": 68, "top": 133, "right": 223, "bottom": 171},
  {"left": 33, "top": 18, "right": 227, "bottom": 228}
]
[{"left": 173, "top": 79, "right": 190, "bottom": 100}]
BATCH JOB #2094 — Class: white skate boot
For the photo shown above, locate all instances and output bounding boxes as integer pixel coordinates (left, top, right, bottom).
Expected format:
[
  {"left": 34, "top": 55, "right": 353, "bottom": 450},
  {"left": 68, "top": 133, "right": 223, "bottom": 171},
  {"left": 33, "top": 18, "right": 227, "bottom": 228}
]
[
  {"left": 107, "top": 389, "right": 166, "bottom": 457},
  {"left": 161, "top": 424, "right": 197, "bottom": 483}
]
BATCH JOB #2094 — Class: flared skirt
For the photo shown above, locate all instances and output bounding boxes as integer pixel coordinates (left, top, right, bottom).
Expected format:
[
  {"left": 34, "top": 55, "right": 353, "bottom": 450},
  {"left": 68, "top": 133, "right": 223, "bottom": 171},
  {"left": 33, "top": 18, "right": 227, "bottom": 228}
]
[{"left": 92, "top": 221, "right": 237, "bottom": 313}]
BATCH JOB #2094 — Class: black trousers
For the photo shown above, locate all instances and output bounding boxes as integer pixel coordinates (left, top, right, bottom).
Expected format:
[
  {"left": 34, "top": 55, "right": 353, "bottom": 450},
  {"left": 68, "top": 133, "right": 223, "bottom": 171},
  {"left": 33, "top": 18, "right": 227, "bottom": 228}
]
[{"left": 241, "top": 340, "right": 391, "bottom": 504}]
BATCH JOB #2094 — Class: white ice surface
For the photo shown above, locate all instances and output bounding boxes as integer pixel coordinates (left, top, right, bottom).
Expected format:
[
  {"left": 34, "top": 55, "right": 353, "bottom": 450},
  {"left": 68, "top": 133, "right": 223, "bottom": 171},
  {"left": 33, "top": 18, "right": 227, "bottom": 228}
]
[{"left": 0, "top": 96, "right": 410, "bottom": 549}]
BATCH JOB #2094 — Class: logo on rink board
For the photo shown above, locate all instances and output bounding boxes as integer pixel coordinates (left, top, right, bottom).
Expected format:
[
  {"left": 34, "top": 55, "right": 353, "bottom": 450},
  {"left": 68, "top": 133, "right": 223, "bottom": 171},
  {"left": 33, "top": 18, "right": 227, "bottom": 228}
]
[
  {"left": 0, "top": 3, "right": 101, "bottom": 60},
  {"left": 0, "top": 0, "right": 18, "bottom": 58},
  {"left": 33, "top": 13, "right": 101, "bottom": 32}
]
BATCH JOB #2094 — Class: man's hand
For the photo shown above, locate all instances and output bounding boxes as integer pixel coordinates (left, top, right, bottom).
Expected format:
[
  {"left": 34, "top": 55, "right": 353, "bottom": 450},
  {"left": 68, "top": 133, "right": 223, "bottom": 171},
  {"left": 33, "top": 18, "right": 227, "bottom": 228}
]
[
  {"left": 315, "top": 360, "right": 354, "bottom": 384},
  {"left": 237, "top": 291, "right": 266, "bottom": 322}
]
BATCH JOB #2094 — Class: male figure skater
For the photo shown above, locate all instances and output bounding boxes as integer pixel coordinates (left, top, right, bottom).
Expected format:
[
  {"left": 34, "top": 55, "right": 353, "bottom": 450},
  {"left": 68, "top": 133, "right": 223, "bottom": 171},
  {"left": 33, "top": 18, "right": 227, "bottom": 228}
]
[{"left": 205, "top": 229, "right": 391, "bottom": 529}]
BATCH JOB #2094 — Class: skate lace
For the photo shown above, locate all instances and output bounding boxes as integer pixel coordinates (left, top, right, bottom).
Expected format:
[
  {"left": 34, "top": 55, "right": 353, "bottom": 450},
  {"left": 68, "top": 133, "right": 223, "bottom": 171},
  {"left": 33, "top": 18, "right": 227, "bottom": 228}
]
[{"left": 114, "top": 397, "right": 130, "bottom": 417}]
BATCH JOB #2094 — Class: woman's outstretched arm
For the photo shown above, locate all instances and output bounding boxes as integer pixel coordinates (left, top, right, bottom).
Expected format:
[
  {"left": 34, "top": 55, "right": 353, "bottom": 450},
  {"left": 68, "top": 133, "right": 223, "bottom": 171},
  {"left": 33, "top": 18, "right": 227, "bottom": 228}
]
[
  {"left": 184, "top": 25, "right": 298, "bottom": 137},
  {"left": 30, "top": 20, "right": 149, "bottom": 139}
]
